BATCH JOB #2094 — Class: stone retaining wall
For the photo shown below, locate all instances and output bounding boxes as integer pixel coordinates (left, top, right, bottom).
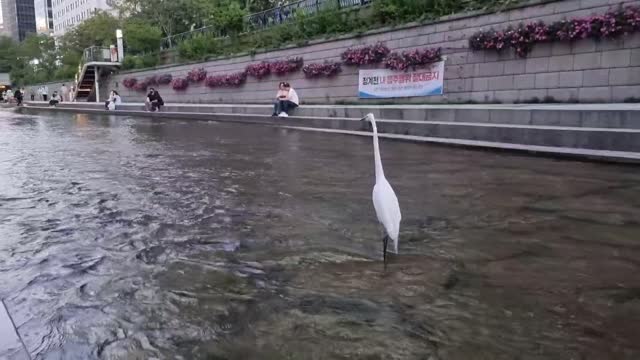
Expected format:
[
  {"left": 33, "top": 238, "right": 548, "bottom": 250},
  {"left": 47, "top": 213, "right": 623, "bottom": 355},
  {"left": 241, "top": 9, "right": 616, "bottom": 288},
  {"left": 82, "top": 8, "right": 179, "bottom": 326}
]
[{"left": 39, "top": 0, "right": 640, "bottom": 104}]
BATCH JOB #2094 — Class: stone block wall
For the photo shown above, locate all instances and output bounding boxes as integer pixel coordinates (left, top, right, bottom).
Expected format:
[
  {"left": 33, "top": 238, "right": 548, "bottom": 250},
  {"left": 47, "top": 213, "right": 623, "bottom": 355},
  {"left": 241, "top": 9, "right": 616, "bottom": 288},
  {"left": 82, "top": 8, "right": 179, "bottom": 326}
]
[{"left": 101, "top": 0, "right": 640, "bottom": 104}]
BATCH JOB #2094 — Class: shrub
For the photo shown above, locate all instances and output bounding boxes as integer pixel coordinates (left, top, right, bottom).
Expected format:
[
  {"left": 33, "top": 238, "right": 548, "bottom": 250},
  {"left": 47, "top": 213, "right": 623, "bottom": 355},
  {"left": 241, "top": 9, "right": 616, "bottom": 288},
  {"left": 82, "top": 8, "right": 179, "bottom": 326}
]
[
  {"left": 384, "top": 47, "right": 442, "bottom": 71},
  {"left": 157, "top": 74, "right": 173, "bottom": 85},
  {"left": 122, "top": 77, "right": 137, "bottom": 89},
  {"left": 122, "top": 56, "right": 137, "bottom": 70},
  {"left": 302, "top": 61, "right": 342, "bottom": 78},
  {"left": 140, "top": 53, "right": 159, "bottom": 68},
  {"left": 171, "top": 77, "right": 189, "bottom": 91},
  {"left": 341, "top": 43, "right": 390, "bottom": 66},
  {"left": 178, "top": 34, "right": 223, "bottom": 61},
  {"left": 187, "top": 67, "right": 207, "bottom": 82}
]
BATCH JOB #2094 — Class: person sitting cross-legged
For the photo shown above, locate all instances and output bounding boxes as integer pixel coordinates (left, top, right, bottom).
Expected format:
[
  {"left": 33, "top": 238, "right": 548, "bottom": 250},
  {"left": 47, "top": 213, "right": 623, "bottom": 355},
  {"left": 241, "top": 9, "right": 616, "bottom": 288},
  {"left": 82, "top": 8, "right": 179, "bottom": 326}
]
[
  {"left": 145, "top": 88, "right": 164, "bottom": 112},
  {"left": 272, "top": 82, "right": 299, "bottom": 117},
  {"left": 49, "top": 92, "right": 60, "bottom": 107},
  {"left": 104, "top": 90, "right": 122, "bottom": 110}
]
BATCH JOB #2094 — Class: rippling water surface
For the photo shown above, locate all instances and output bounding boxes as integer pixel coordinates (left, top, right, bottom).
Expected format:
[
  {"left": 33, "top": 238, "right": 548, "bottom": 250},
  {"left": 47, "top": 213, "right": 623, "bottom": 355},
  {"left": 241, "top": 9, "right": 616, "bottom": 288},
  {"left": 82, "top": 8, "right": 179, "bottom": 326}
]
[{"left": 1, "top": 110, "right": 639, "bottom": 360}]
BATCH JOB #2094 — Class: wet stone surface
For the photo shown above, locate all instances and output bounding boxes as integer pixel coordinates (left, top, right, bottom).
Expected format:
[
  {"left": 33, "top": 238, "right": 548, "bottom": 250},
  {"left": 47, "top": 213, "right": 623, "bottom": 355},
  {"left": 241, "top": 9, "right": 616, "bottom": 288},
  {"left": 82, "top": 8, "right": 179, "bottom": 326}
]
[{"left": 0, "top": 110, "right": 639, "bottom": 359}]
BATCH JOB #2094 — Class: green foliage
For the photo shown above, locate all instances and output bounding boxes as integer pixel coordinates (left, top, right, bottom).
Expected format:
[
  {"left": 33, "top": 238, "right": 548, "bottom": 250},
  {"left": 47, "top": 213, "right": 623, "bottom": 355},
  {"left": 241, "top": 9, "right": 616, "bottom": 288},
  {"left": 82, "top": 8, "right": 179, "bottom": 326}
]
[
  {"left": 60, "top": 11, "right": 120, "bottom": 54},
  {"left": 208, "top": 0, "right": 248, "bottom": 35},
  {"left": 178, "top": 34, "right": 224, "bottom": 60},
  {"left": 114, "top": 0, "right": 219, "bottom": 38},
  {"left": 0, "top": 36, "right": 17, "bottom": 73},
  {"left": 176, "top": 4, "right": 368, "bottom": 62},
  {"left": 8, "top": 34, "right": 65, "bottom": 85},
  {"left": 122, "top": 53, "right": 160, "bottom": 69},
  {"left": 123, "top": 20, "right": 163, "bottom": 55},
  {"left": 373, "top": 0, "right": 521, "bottom": 24}
]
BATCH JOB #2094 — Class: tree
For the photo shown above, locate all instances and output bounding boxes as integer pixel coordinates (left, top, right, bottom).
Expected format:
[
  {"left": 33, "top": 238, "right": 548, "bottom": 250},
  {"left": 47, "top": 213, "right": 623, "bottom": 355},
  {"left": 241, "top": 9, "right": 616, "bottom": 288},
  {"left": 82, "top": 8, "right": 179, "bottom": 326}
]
[
  {"left": 113, "top": 0, "right": 212, "bottom": 39},
  {"left": 123, "top": 20, "right": 163, "bottom": 54},
  {"left": 0, "top": 36, "right": 17, "bottom": 73},
  {"left": 208, "top": 0, "right": 248, "bottom": 35},
  {"left": 60, "top": 11, "right": 120, "bottom": 54},
  {"left": 8, "top": 34, "right": 61, "bottom": 85}
]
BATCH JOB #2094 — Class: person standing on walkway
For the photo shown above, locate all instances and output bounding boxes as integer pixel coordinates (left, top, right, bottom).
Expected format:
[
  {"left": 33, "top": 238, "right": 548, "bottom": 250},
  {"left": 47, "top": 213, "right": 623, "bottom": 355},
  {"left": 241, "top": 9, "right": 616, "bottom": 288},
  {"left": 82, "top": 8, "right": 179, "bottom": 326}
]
[
  {"left": 29, "top": 88, "right": 35, "bottom": 101},
  {"left": 60, "top": 84, "right": 69, "bottom": 102},
  {"left": 14, "top": 88, "right": 24, "bottom": 106},
  {"left": 42, "top": 85, "right": 49, "bottom": 102}
]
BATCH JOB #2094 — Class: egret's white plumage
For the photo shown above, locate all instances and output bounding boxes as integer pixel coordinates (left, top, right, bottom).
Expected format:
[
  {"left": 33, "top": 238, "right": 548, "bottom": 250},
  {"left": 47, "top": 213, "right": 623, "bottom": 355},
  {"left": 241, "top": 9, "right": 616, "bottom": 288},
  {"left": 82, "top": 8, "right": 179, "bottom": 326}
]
[{"left": 363, "top": 113, "right": 401, "bottom": 256}]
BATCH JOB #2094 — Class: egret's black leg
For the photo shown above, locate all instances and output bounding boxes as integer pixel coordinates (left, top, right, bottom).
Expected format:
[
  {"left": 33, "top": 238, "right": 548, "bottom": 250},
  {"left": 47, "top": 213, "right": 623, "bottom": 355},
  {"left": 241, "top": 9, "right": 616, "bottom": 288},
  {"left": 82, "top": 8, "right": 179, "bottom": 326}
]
[{"left": 383, "top": 235, "right": 389, "bottom": 266}]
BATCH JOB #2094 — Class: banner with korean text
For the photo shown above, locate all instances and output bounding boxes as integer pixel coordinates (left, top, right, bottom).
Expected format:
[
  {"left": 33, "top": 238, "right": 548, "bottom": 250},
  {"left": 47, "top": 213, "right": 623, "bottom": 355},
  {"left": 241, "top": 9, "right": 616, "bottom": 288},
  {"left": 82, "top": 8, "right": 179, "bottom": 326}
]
[{"left": 358, "top": 60, "right": 444, "bottom": 99}]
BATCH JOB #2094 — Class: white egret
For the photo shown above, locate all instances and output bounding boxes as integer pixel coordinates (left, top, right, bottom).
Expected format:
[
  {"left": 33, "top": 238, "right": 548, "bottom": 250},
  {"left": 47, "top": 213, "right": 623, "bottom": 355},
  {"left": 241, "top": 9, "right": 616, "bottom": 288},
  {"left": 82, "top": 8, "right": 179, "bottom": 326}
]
[{"left": 361, "top": 113, "right": 401, "bottom": 265}]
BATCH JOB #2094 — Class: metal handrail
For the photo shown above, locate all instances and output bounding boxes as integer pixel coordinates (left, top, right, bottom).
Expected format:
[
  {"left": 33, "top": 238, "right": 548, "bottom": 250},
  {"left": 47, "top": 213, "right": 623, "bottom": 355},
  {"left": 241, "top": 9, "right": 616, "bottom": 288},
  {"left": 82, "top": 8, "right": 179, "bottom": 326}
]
[
  {"left": 160, "top": 0, "right": 370, "bottom": 49},
  {"left": 83, "top": 46, "right": 114, "bottom": 63}
]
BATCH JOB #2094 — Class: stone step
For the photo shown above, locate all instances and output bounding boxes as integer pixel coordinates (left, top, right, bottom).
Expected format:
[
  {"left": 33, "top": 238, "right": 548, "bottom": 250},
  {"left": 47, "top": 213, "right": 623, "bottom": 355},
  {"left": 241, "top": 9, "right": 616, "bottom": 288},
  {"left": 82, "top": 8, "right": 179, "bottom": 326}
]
[
  {"left": 26, "top": 101, "right": 640, "bottom": 129},
  {"left": 283, "top": 126, "right": 640, "bottom": 164},
  {"left": 20, "top": 104, "right": 640, "bottom": 156}
]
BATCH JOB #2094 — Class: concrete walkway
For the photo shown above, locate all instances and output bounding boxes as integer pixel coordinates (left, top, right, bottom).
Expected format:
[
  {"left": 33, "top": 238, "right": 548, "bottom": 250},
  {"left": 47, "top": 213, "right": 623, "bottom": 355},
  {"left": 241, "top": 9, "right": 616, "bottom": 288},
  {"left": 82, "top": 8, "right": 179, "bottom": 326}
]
[
  {"left": 17, "top": 101, "right": 640, "bottom": 163},
  {"left": 0, "top": 300, "right": 30, "bottom": 359}
]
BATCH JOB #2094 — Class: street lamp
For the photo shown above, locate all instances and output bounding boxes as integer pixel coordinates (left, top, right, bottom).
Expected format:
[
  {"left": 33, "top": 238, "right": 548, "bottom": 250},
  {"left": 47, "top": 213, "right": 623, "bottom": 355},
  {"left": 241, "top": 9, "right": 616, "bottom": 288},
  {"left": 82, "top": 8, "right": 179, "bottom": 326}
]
[{"left": 116, "top": 29, "right": 124, "bottom": 62}]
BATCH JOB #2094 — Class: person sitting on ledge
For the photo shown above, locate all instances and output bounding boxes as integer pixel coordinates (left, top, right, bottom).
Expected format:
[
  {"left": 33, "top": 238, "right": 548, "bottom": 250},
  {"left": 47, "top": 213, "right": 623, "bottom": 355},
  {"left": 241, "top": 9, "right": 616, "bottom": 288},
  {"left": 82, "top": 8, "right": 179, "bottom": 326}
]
[
  {"left": 49, "top": 91, "right": 60, "bottom": 107},
  {"left": 105, "top": 90, "right": 122, "bottom": 110},
  {"left": 145, "top": 88, "right": 164, "bottom": 112},
  {"left": 272, "top": 82, "right": 298, "bottom": 117}
]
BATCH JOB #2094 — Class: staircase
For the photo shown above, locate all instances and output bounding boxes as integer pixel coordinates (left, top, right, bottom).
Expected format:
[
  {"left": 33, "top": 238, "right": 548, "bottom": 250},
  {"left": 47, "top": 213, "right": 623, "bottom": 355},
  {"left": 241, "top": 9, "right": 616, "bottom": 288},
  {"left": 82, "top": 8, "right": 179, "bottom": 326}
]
[
  {"left": 73, "top": 46, "right": 121, "bottom": 102},
  {"left": 75, "top": 65, "right": 97, "bottom": 102}
]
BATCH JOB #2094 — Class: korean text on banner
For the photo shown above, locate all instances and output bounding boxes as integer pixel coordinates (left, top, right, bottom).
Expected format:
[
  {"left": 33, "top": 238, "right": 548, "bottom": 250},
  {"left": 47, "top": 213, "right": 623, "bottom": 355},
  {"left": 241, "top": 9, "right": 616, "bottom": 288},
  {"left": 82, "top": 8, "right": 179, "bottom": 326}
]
[{"left": 358, "top": 60, "right": 445, "bottom": 99}]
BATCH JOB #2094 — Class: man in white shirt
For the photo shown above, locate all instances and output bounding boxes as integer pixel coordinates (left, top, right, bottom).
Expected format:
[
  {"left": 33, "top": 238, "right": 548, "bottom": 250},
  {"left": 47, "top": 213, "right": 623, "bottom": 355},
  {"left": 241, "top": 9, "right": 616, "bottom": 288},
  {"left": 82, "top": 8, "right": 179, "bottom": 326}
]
[
  {"left": 42, "top": 85, "right": 49, "bottom": 102},
  {"left": 60, "top": 84, "right": 69, "bottom": 102},
  {"left": 273, "top": 82, "right": 299, "bottom": 117}
]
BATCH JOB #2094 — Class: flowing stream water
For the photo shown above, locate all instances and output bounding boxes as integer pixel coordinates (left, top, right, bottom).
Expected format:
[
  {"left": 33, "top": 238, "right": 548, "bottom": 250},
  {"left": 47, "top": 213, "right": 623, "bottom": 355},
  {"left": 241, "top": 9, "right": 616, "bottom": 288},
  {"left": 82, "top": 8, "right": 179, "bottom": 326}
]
[{"left": 1, "top": 110, "right": 639, "bottom": 360}]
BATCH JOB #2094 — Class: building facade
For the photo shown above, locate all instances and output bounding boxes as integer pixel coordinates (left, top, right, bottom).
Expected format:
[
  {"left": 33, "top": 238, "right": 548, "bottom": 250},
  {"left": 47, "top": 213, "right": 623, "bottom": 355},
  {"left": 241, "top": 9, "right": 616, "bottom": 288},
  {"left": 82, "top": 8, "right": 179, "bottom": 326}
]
[
  {"left": 0, "top": 0, "right": 37, "bottom": 41},
  {"left": 35, "top": 0, "right": 54, "bottom": 35},
  {"left": 52, "top": 0, "right": 113, "bottom": 36}
]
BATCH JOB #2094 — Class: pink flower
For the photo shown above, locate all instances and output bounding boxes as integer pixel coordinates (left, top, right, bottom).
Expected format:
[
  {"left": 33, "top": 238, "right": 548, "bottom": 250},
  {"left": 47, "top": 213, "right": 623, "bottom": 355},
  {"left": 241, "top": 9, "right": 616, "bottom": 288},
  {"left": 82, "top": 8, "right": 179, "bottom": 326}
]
[
  {"left": 122, "top": 78, "right": 137, "bottom": 89},
  {"left": 171, "top": 78, "right": 189, "bottom": 91},
  {"left": 302, "top": 61, "right": 342, "bottom": 78},
  {"left": 187, "top": 68, "right": 207, "bottom": 82},
  {"left": 341, "top": 43, "right": 391, "bottom": 66}
]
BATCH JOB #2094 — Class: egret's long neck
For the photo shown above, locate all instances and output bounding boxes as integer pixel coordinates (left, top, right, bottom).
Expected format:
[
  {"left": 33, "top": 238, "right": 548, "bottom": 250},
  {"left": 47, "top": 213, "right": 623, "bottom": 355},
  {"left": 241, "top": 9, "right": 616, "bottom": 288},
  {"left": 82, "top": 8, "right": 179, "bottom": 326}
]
[{"left": 371, "top": 119, "right": 385, "bottom": 181}]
